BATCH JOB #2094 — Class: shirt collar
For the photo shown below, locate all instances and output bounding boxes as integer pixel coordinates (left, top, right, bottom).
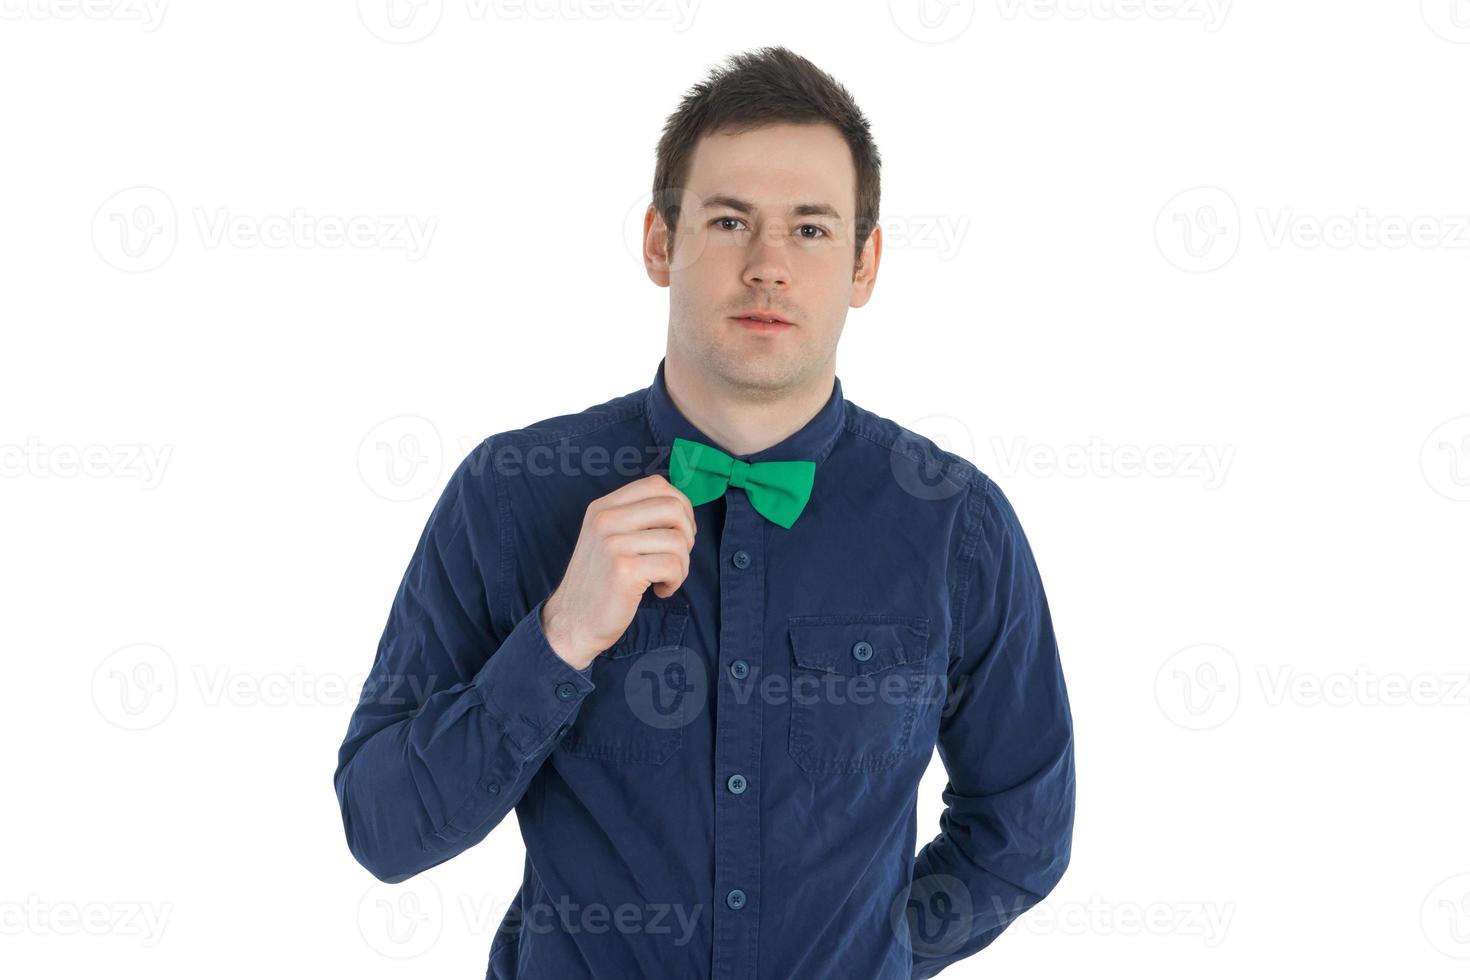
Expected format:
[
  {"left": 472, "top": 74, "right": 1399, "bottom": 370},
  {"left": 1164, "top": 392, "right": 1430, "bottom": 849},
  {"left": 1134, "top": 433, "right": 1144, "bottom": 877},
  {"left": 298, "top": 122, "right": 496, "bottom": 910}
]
[{"left": 644, "top": 356, "right": 847, "bottom": 469}]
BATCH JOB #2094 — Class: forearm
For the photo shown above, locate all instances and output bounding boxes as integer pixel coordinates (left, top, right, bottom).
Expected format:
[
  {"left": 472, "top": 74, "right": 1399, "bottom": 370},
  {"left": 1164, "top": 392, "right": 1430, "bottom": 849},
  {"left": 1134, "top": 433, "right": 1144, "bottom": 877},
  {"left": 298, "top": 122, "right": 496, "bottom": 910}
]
[
  {"left": 908, "top": 743, "right": 1075, "bottom": 977},
  {"left": 333, "top": 597, "right": 595, "bottom": 883}
]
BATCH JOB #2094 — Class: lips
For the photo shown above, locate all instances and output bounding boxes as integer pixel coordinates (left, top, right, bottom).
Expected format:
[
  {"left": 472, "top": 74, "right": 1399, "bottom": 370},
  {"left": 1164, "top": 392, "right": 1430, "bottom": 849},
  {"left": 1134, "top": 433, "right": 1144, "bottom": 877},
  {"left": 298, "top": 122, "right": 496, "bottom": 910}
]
[
  {"left": 732, "top": 311, "right": 792, "bottom": 325},
  {"left": 731, "top": 316, "right": 793, "bottom": 333}
]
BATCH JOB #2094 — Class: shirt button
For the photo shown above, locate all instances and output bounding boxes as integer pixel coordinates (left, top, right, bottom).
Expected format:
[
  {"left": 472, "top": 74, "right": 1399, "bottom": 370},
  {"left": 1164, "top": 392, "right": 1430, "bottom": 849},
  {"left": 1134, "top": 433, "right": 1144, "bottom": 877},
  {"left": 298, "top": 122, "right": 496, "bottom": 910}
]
[
  {"left": 556, "top": 723, "right": 569, "bottom": 740},
  {"left": 729, "top": 659, "right": 749, "bottom": 680},
  {"left": 731, "top": 550, "right": 751, "bottom": 570},
  {"left": 726, "top": 888, "right": 747, "bottom": 910},
  {"left": 485, "top": 781, "right": 501, "bottom": 794},
  {"left": 727, "top": 773, "right": 747, "bottom": 795},
  {"left": 555, "top": 681, "right": 577, "bottom": 701},
  {"left": 851, "top": 640, "right": 874, "bottom": 662}
]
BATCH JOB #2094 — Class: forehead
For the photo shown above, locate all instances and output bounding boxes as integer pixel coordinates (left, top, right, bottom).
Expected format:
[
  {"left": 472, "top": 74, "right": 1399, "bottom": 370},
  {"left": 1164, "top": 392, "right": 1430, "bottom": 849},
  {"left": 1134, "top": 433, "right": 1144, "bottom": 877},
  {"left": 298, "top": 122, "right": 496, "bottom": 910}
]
[{"left": 683, "top": 122, "right": 856, "bottom": 218}]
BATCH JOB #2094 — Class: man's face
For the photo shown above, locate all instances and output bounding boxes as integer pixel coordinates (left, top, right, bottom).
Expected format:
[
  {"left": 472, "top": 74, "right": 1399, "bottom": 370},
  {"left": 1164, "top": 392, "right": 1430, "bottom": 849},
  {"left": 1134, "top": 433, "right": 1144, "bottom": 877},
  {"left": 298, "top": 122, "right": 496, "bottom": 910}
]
[{"left": 644, "top": 121, "right": 881, "bottom": 393}]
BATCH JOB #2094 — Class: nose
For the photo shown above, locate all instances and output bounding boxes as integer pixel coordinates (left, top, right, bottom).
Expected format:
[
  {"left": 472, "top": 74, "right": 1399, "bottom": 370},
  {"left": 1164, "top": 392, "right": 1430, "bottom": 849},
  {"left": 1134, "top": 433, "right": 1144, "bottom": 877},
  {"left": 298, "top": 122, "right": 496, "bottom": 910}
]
[{"left": 742, "top": 236, "right": 790, "bottom": 288}]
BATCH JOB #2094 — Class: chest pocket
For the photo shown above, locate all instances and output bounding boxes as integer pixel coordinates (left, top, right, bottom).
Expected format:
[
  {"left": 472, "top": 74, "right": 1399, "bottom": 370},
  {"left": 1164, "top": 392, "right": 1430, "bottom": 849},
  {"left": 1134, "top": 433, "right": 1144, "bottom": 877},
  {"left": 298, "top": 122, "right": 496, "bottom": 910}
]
[
  {"left": 558, "top": 594, "right": 692, "bottom": 765},
  {"left": 787, "top": 614, "right": 931, "bottom": 774}
]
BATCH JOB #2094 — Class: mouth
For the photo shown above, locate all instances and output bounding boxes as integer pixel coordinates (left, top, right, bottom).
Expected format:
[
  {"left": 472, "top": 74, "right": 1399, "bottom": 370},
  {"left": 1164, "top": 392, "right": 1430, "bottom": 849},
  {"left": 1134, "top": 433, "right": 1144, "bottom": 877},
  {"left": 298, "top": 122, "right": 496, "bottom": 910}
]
[{"left": 730, "top": 312, "right": 794, "bottom": 332}]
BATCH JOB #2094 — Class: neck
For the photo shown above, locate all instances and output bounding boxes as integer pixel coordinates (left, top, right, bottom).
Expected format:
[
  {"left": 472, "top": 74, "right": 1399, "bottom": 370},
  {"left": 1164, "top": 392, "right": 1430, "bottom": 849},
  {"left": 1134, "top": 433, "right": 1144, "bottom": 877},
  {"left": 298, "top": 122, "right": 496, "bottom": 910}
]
[{"left": 663, "top": 354, "right": 833, "bottom": 458}]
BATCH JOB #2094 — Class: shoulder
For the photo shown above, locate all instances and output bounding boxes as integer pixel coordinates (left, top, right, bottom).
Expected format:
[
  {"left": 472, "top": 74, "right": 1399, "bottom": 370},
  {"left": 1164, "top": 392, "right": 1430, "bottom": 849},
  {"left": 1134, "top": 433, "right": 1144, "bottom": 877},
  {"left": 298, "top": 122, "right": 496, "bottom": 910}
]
[
  {"left": 481, "top": 384, "right": 647, "bottom": 459},
  {"left": 838, "top": 396, "right": 1045, "bottom": 560},
  {"left": 840, "top": 395, "right": 995, "bottom": 509},
  {"left": 448, "top": 382, "right": 652, "bottom": 495}
]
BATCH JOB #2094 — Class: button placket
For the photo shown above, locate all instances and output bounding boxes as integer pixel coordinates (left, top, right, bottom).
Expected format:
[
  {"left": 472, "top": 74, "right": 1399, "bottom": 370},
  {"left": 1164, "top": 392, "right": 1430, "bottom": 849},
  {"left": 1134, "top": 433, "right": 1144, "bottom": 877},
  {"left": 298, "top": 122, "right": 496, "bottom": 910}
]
[{"left": 713, "top": 492, "right": 763, "bottom": 973}]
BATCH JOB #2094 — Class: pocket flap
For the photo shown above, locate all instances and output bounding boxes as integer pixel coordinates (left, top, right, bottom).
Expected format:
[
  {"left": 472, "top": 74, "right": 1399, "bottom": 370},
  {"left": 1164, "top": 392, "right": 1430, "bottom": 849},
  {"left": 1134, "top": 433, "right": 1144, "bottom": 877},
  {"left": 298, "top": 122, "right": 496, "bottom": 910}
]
[
  {"left": 605, "top": 593, "right": 691, "bottom": 660},
  {"left": 788, "top": 615, "right": 929, "bottom": 675}
]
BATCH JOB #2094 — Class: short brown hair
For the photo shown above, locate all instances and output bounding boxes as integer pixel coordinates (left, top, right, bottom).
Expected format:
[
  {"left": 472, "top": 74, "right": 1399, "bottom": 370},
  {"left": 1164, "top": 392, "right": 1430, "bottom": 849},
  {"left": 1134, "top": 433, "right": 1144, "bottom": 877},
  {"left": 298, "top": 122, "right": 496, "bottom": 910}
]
[{"left": 651, "top": 46, "right": 882, "bottom": 273}]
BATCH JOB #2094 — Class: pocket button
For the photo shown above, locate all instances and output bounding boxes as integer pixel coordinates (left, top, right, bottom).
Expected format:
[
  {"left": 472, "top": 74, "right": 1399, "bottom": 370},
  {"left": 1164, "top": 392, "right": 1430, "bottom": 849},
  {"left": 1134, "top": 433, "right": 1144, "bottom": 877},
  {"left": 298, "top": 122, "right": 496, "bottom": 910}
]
[{"left": 787, "top": 615, "right": 930, "bottom": 774}]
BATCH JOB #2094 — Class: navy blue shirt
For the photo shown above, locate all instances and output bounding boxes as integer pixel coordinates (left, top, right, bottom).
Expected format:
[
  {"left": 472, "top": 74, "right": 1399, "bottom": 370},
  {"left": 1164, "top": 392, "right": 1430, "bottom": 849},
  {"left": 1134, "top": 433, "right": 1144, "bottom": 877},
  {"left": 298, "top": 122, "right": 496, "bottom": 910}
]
[{"left": 333, "top": 357, "right": 1075, "bottom": 979}]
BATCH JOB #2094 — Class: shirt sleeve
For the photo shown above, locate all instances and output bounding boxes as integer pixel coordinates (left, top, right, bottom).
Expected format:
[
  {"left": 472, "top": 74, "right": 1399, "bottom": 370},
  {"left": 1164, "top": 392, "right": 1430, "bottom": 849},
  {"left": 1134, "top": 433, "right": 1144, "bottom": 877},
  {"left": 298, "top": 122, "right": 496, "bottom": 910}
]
[
  {"left": 332, "top": 437, "right": 597, "bottom": 884},
  {"left": 909, "top": 476, "right": 1076, "bottom": 978}
]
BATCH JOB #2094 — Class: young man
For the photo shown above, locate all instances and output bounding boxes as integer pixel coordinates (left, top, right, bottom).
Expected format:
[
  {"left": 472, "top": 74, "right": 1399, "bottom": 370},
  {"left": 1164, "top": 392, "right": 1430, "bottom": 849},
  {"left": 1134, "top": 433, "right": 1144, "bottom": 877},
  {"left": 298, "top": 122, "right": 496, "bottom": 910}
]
[{"left": 333, "top": 46, "right": 1074, "bottom": 979}]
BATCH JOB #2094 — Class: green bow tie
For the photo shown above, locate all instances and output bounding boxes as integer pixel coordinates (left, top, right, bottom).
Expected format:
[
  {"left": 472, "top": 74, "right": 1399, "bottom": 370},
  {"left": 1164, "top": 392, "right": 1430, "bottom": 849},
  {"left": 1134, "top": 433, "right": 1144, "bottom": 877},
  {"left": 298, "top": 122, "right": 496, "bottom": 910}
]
[{"left": 668, "top": 436, "right": 815, "bottom": 529}]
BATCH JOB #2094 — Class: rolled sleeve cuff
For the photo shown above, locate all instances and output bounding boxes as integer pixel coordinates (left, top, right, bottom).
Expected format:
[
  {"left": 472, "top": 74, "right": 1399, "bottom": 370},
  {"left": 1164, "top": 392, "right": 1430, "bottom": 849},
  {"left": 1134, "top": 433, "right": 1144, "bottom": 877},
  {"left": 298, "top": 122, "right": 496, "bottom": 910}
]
[{"left": 472, "top": 595, "right": 596, "bottom": 759}]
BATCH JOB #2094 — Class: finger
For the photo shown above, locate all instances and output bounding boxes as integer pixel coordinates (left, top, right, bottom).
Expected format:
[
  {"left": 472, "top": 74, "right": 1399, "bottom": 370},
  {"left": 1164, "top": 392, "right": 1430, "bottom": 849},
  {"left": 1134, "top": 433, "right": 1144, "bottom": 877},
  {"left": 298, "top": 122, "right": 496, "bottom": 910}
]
[
  {"left": 636, "top": 552, "right": 688, "bottom": 597},
  {"left": 608, "top": 527, "right": 693, "bottom": 559},
  {"left": 599, "top": 472, "right": 685, "bottom": 510},
  {"left": 607, "top": 474, "right": 697, "bottom": 536},
  {"left": 599, "top": 495, "right": 696, "bottom": 550}
]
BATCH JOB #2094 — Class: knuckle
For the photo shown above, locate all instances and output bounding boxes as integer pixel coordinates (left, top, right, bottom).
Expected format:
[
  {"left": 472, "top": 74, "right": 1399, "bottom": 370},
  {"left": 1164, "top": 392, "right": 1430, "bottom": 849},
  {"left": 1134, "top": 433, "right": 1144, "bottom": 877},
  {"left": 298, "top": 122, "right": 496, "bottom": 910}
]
[{"left": 588, "top": 509, "right": 613, "bottom": 536}]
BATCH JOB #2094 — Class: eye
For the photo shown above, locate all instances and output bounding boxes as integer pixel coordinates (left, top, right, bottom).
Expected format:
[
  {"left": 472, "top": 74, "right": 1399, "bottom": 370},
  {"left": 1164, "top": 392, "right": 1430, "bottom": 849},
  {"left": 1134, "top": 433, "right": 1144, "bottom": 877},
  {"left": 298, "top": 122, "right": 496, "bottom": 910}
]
[
  {"left": 797, "top": 224, "right": 827, "bottom": 240},
  {"left": 712, "top": 216, "right": 746, "bottom": 232}
]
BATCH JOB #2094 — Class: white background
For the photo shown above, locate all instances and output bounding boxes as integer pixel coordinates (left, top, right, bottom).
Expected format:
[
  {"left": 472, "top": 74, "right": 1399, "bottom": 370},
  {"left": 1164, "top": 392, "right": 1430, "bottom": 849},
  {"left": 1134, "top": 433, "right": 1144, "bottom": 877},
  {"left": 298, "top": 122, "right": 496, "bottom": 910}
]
[{"left": 3, "top": 1, "right": 1469, "bottom": 977}]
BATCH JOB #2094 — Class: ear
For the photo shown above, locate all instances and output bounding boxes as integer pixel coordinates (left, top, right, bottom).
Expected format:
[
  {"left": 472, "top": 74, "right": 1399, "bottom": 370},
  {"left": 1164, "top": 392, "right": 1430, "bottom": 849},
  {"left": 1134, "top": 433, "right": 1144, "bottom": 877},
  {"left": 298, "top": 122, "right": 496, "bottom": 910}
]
[
  {"left": 849, "top": 221, "right": 882, "bottom": 309},
  {"left": 644, "top": 204, "right": 672, "bottom": 287}
]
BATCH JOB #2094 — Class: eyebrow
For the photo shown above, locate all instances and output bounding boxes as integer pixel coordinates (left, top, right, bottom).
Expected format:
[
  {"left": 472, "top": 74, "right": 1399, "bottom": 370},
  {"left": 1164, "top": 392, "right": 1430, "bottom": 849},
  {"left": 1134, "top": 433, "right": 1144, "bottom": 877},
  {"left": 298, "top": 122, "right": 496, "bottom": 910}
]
[{"left": 701, "top": 194, "right": 844, "bottom": 222}]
